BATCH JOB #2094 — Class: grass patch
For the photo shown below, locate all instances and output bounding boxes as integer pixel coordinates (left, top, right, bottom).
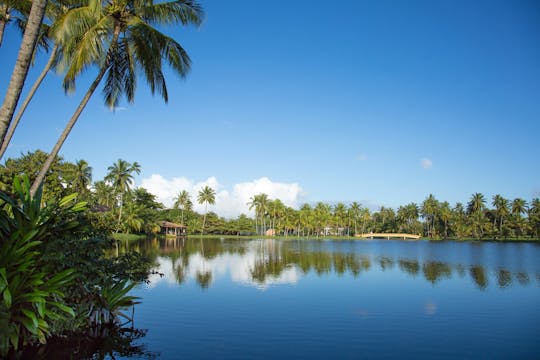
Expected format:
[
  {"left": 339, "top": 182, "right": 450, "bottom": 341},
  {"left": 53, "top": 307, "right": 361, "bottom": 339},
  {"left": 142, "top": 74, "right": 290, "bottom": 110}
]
[{"left": 111, "top": 233, "right": 147, "bottom": 242}]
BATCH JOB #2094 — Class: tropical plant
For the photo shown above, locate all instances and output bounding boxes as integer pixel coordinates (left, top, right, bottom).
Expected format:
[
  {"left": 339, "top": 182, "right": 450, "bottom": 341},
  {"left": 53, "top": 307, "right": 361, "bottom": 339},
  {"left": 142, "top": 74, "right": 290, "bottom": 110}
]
[
  {"left": 173, "top": 190, "right": 191, "bottom": 225},
  {"left": 88, "top": 280, "right": 140, "bottom": 327},
  {"left": 104, "top": 159, "right": 141, "bottom": 231},
  {"left": 30, "top": 0, "right": 204, "bottom": 195},
  {"left": 71, "top": 159, "right": 92, "bottom": 196},
  {"left": 349, "top": 202, "right": 361, "bottom": 235},
  {"left": 492, "top": 194, "right": 509, "bottom": 237},
  {"left": 467, "top": 193, "right": 487, "bottom": 238},
  {"left": 197, "top": 185, "right": 215, "bottom": 235},
  {"left": 421, "top": 194, "right": 439, "bottom": 238},
  {"left": 0, "top": 176, "right": 80, "bottom": 355}
]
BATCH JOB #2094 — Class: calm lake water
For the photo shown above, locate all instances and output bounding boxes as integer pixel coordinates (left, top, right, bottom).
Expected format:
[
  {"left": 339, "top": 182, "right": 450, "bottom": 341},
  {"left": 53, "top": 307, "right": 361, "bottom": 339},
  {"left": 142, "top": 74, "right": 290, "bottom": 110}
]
[
  {"left": 28, "top": 238, "right": 540, "bottom": 359},
  {"left": 107, "top": 237, "right": 540, "bottom": 360}
]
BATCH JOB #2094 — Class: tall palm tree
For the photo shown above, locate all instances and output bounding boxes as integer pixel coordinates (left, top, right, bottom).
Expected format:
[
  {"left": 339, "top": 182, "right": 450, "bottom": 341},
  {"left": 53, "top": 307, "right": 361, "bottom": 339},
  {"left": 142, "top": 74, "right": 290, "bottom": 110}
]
[
  {"left": 30, "top": 0, "right": 204, "bottom": 195},
  {"left": 511, "top": 198, "right": 528, "bottom": 236},
  {"left": 0, "top": 0, "right": 32, "bottom": 46},
  {"left": 333, "top": 202, "right": 347, "bottom": 236},
  {"left": 529, "top": 198, "right": 540, "bottom": 238},
  {"left": 0, "top": 0, "right": 48, "bottom": 147},
  {"left": 173, "top": 189, "right": 191, "bottom": 225},
  {"left": 72, "top": 158, "right": 92, "bottom": 195},
  {"left": 349, "top": 202, "right": 361, "bottom": 235},
  {"left": 0, "top": 0, "right": 83, "bottom": 160},
  {"left": 247, "top": 193, "right": 269, "bottom": 235},
  {"left": 492, "top": 194, "right": 509, "bottom": 236},
  {"left": 421, "top": 194, "right": 439, "bottom": 238},
  {"left": 467, "top": 193, "right": 487, "bottom": 238},
  {"left": 197, "top": 185, "right": 215, "bottom": 235},
  {"left": 104, "top": 159, "right": 141, "bottom": 231}
]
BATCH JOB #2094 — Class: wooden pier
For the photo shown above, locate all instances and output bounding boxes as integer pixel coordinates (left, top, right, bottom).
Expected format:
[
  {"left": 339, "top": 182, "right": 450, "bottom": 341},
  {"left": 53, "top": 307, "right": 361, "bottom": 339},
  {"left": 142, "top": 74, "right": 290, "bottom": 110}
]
[{"left": 355, "top": 233, "right": 421, "bottom": 240}]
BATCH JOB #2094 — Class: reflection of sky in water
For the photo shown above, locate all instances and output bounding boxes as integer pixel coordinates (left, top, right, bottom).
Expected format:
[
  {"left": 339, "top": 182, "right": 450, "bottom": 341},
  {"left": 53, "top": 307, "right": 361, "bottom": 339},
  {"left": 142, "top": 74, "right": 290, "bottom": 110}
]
[
  {"left": 148, "top": 252, "right": 301, "bottom": 290},
  {"left": 145, "top": 239, "right": 540, "bottom": 291},
  {"left": 132, "top": 239, "right": 540, "bottom": 360}
]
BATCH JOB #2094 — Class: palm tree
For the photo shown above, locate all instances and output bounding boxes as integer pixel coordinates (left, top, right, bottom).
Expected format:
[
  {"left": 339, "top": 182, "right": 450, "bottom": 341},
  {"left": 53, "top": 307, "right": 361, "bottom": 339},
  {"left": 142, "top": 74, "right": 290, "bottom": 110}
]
[
  {"left": 30, "top": 0, "right": 204, "bottom": 195},
  {"left": 0, "top": 0, "right": 32, "bottom": 46},
  {"left": 421, "top": 194, "right": 439, "bottom": 238},
  {"left": 0, "top": 0, "right": 83, "bottom": 160},
  {"left": 173, "top": 189, "right": 191, "bottom": 225},
  {"left": 198, "top": 185, "right": 215, "bottom": 235},
  {"left": 511, "top": 198, "right": 528, "bottom": 236},
  {"left": 333, "top": 202, "right": 347, "bottom": 236},
  {"left": 247, "top": 193, "right": 269, "bottom": 235},
  {"left": 72, "top": 159, "right": 92, "bottom": 195},
  {"left": 439, "top": 201, "right": 451, "bottom": 238},
  {"left": 467, "top": 193, "right": 487, "bottom": 238},
  {"left": 349, "top": 202, "right": 361, "bottom": 235},
  {"left": 492, "top": 194, "right": 509, "bottom": 236},
  {"left": 528, "top": 198, "right": 540, "bottom": 238},
  {"left": 104, "top": 159, "right": 141, "bottom": 231},
  {"left": 0, "top": 0, "right": 49, "bottom": 147}
]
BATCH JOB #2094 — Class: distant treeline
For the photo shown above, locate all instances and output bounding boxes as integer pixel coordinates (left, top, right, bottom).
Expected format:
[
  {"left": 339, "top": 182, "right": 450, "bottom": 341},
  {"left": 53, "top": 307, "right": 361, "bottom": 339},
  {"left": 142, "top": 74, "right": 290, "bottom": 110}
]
[{"left": 2, "top": 151, "right": 539, "bottom": 240}]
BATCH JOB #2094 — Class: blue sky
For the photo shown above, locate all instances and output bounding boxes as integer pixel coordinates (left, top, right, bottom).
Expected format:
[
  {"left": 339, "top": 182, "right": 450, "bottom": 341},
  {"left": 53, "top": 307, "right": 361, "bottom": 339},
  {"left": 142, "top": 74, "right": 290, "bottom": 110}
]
[{"left": 1, "top": 0, "right": 539, "bottom": 214}]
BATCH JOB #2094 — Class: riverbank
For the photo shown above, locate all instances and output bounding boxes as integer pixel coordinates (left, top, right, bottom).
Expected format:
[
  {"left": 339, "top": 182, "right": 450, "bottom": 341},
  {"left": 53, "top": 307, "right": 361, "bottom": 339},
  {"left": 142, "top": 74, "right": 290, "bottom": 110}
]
[{"left": 119, "top": 233, "right": 540, "bottom": 242}]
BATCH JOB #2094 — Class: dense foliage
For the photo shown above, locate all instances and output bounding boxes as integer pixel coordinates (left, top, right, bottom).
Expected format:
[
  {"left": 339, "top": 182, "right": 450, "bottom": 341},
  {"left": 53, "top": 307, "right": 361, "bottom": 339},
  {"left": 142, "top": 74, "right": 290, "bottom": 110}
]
[
  {"left": 0, "top": 176, "right": 154, "bottom": 356},
  {"left": 2, "top": 152, "right": 538, "bottom": 240}
]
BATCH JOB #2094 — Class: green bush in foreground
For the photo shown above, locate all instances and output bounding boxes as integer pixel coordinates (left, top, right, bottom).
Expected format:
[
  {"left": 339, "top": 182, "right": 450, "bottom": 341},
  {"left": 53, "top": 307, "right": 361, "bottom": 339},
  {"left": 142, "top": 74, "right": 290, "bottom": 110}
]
[
  {"left": 0, "top": 176, "right": 152, "bottom": 356},
  {"left": 0, "top": 177, "right": 77, "bottom": 355}
]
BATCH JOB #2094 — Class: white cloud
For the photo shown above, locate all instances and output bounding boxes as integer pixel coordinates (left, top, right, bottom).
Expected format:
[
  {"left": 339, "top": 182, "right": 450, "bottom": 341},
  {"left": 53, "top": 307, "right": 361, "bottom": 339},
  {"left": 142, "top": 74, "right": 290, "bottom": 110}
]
[
  {"left": 146, "top": 247, "right": 301, "bottom": 290},
  {"left": 356, "top": 154, "right": 368, "bottom": 161},
  {"left": 139, "top": 175, "right": 304, "bottom": 218},
  {"left": 420, "top": 158, "right": 433, "bottom": 169}
]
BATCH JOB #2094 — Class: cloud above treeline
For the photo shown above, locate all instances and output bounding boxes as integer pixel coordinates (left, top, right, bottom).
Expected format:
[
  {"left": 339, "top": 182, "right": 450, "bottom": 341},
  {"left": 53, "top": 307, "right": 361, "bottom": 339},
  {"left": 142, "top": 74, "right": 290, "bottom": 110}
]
[
  {"left": 139, "top": 175, "right": 304, "bottom": 219},
  {"left": 420, "top": 158, "right": 433, "bottom": 169}
]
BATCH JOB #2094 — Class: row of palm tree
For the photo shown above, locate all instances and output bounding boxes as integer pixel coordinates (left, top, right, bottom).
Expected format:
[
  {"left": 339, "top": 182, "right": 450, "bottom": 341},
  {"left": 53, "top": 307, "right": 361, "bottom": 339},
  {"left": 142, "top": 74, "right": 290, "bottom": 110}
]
[
  {"left": 239, "top": 192, "right": 540, "bottom": 239},
  {"left": 172, "top": 185, "right": 216, "bottom": 234},
  {"left": 3, "top": 150, "right": 537, "bottom": 239},
  {"left": 0, "top": 0, "right": 204, "bottom": 195}
]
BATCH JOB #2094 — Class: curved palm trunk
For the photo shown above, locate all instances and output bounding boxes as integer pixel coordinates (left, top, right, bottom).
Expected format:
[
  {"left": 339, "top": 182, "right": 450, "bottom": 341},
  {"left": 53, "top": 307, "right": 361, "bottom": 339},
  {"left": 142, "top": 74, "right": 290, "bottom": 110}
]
[
  {"left": 0, "top": 5, "right": 8, "bottom": 47},
  {"left": 30, "top": 63, "right": 108, "bottom": 196},
  {"left": 0, "top": 44, "right": 59, "bottom": 160},
  {"left": 0, "top": 0, "right": 48, "bottom": 145},
  {"left": 31, "top": 25, "right": 121, "bottom": 196}
]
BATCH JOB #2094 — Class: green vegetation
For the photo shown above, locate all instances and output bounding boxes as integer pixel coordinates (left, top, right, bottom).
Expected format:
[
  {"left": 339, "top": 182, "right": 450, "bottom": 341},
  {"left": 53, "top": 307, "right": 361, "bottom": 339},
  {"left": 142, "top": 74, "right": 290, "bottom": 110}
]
[
  {"left": 3, "top": 152, "right": 538, "bottom": 241},
  {"left": 0, "top": 175, "right": 154, "bottom": 356},
  {"left": 0, "top": 0, "right": 206, "bottom": 355}
]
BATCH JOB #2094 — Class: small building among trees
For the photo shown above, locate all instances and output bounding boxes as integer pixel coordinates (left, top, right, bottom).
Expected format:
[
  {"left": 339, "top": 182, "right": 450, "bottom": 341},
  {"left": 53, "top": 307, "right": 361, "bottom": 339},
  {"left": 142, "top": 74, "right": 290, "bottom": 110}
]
[{"left": 159, "top": 221, "right": 187, "bottom": 237}]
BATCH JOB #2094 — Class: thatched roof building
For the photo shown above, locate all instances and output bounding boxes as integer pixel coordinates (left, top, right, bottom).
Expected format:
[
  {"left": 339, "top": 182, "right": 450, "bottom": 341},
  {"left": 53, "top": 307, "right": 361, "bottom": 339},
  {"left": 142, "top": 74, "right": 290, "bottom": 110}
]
[{"left": 159, "top": 221, "right": 187, "bottom": 237}]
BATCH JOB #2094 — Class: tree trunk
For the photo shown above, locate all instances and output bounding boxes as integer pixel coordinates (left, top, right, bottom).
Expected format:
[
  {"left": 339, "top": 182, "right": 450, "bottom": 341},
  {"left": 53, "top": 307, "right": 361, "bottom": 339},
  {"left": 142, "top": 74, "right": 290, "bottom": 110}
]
[
  {"left": 0, "top": 4, "right": 10, "bottom": 47},
  {"left": 201, "top": 202, "right": 208, "bottom": 235},
  {"left": 0, "top": 6, "right": 8, "bottom": 47},
  {"left": 116, "top": 192, "right": 124, "bottom": 233},
  {"left": 0, "top": 0, "right": 48, "bottom": 145},
  {"left": 30, "top": 63, "right": 108, "bottom": 196},
  {"left": 0, "top": 44, "right": 59, "bottom": 160},
  {"left": 31, "top": 24, "right": 122, "bottom": 195}
]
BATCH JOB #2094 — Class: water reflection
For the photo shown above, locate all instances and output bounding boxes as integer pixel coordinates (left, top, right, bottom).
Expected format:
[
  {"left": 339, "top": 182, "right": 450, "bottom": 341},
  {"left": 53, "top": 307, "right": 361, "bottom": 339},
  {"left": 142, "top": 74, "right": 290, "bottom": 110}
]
[
  {"left": 19, "top": 327, "right": 157, "bottom": 359},
  {"left": 123, "top": 237, "right": 540, "bottom": 291}
]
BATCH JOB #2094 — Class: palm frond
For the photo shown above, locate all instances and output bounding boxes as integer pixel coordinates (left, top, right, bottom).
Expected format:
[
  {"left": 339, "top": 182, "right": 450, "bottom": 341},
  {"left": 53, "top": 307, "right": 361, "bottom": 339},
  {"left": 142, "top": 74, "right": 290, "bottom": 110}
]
[
  {"left": 140, "top": 0, "right": 204, "bottom": 27},
  {"left": 128, "top": 18, "right": 191, "bottom": 102},
  {"left": 61, "top": 15, "right": 114, "bottom": 93},
  {"left": 103, "top": 37, "right": 136, "bottom": 108}
]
